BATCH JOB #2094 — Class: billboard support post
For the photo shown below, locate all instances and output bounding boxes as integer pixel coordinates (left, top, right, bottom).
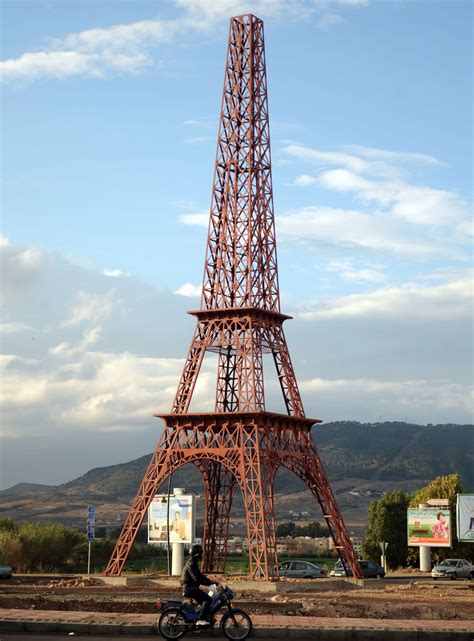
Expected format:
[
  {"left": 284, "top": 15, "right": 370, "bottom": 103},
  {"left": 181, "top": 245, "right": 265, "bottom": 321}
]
[
  {"left": 379, "top": 541, "right": 388, "bottom": 572},
  {"left": 166, "top": 476, "right": 171, "bottom": 576},
  {"left": 172, "top": 541, "right": 184, "bottom": 576},
  {"left": 419, "top": 545, "right": 431, "bottom": 572},
  {"left": 171, "top": 488, "right": 185, "bottom": 576},
  {"left": 87, "top": 541, "right": 92, "bottom": 575},
  {"left": 418, "top": 504, "right": 431, "bottom": 572}
]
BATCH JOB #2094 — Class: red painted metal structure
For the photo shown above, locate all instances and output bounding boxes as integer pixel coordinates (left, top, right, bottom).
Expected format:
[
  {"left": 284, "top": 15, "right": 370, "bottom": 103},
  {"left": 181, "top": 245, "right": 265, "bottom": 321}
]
[{"left": 105, "top": 14, "right": 362, "bottom": 580}]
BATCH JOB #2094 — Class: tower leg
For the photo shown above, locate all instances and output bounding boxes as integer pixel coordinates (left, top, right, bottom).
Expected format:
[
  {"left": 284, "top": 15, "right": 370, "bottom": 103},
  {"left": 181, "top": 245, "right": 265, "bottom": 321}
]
[
  {"left": 199, "top": 460, "right": 237, "bottom": 573},
  {"left": 284, "top": 448, "right": 362, "bottom": 579},
  {"left": 105, "top": 428, "right": 182, "bottom": 576},
  {"left": 241, "top": 425, "right": 277, "bottom": 579}
]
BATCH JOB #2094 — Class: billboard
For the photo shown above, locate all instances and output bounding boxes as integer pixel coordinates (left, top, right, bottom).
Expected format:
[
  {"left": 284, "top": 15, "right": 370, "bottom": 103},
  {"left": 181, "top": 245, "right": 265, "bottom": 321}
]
[
  {"left": 407, "top": 508, "right": 451, "bottom": 547},
  {"left": 148, "top": 494, "right": 195, "bottom": 544},
  {"left": 456, "top": 494, "right": 474, "bottom": 542}
]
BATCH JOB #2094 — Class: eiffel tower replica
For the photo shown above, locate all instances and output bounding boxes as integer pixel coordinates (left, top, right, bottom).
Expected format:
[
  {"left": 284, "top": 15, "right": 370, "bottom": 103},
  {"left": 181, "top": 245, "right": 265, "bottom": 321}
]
[{"left": 106, "top": 14, "right": 362, "bottom": 580}]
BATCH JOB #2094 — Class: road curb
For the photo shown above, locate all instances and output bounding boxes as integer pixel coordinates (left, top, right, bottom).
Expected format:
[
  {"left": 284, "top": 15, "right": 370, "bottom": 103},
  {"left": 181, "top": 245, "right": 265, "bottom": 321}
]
[{"left": 0, "top": 620, "right": 472, "bottom": 639}]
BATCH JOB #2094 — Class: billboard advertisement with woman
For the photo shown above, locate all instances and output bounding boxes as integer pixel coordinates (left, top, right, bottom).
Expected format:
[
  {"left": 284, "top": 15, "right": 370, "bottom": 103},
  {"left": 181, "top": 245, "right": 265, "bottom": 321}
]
[{"left": 407, "top": 508, "right": 451, "bottom": 547}]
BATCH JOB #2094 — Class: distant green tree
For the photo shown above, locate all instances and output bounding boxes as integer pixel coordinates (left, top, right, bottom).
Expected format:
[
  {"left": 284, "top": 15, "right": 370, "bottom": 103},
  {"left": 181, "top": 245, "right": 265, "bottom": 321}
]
[
  {"left": 298, "top": 521, "right": 329, "bottom": 537},
  {"left": 276, "top": 522, "right": 297, "bottom": 537},
  {"left": 409, "top": 474, "right": 463, "bottom": 509},
  {"left": 360, "top": 490, "right": 409, "bottom": 569},
  {"left": 276, "top": 521, "right": 329, "bottom": 538}
]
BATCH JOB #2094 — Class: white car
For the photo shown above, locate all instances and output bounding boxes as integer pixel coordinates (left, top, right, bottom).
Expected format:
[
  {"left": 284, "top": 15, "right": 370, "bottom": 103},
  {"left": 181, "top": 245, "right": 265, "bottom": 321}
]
[
  {"left": 431, "top": 559, "right": 474, "bottom": 580},
  {"left": 276, "top": 560, "right": 327, "bottom": 578}
]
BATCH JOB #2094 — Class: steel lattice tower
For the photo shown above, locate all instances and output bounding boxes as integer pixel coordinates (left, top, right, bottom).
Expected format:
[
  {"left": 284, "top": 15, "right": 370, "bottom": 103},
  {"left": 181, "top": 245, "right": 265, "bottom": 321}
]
[{"left": 105, "top": 14, "right": 362, "bottom": 580}]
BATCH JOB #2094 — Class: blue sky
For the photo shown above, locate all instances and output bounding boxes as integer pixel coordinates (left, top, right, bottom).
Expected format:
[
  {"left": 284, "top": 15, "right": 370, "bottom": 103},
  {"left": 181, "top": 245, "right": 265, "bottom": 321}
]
[{"left": 1, "top": 0, "right": 473, "bottom": 488}]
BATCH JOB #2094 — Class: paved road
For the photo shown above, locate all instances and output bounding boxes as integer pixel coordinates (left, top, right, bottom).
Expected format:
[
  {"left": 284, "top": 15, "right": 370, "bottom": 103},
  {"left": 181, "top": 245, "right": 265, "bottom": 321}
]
[{"left": 0, "top": 632, "right": 215, "bottom": 641}]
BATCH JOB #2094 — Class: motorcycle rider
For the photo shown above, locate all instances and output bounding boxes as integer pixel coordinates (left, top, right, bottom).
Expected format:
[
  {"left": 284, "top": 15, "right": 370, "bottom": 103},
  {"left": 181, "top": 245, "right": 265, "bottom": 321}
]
[{"left": 180, "top": 543, "right": 213, "bottom": 627}]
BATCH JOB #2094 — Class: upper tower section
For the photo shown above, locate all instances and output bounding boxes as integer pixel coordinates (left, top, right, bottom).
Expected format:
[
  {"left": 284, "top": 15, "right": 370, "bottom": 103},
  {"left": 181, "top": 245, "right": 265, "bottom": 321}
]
[{"left": 201, "top": 14, "right": 279, "bottom": 313}]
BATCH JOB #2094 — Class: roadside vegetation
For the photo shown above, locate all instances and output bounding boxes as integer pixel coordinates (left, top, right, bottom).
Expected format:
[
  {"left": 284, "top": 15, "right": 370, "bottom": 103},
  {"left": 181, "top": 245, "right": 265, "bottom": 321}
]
[{"left": 1, "top": 474, "right": 471, "bottom": 574}]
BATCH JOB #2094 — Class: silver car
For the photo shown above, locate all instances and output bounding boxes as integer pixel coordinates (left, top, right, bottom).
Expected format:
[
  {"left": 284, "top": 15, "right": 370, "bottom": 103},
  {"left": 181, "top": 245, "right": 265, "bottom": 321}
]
[
  {"left": 277, "top": 560, "right": 327, "bottom": 579},
  {"left": 432, "top": 559, "right": 474, "bottom": 580}
]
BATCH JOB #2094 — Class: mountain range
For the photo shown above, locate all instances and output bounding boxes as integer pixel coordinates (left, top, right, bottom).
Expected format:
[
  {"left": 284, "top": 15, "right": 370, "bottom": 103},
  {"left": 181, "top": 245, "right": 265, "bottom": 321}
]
[{"left": 1, "top": 421, "right": 472, "bottom": 533}]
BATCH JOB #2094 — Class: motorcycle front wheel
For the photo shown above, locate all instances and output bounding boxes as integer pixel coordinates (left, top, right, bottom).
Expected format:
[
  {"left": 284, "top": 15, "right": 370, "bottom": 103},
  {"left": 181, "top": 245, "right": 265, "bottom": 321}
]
[
  {"left": 220, "top": 608, "right": 253, "bottom": 641},
  {"left": 157, "top": 607, "right": 187, "bottom": 640}
]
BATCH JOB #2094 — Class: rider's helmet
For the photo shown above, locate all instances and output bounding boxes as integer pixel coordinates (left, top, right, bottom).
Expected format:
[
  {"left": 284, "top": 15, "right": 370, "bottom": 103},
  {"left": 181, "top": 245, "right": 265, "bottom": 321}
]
[{"left": 190, "top": 543, "right": 203, "bottom": 558}]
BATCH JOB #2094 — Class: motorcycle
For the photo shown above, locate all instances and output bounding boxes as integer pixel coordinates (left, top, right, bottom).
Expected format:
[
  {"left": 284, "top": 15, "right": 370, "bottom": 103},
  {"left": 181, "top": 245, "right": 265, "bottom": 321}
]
[{"left": 157, "top": 583, "right": 252, "bottom": 640}]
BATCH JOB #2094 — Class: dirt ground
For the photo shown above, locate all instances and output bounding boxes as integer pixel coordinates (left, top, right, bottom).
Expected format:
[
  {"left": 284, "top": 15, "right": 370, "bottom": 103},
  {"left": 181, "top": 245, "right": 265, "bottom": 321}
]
[{"left": 1, "top": 576, "right": 473, "bottom": 621}]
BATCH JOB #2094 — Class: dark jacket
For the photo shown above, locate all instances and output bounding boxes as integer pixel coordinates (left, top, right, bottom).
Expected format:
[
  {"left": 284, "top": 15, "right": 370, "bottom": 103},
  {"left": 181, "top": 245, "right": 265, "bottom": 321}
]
[{"left": 181, "top": 556, "right": 212, "bottom": 590}]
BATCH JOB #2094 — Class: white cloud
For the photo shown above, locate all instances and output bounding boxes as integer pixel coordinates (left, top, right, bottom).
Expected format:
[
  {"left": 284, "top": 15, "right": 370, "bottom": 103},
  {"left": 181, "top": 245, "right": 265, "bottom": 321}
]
[
  {"left": 0, "top": 50, "right": 152, "bottom": 81},
  {"left": 49, "top": 326, "right": 102, "bottom": 357},
  {"left": 1, "top": 348, "right": 214, "bottom": 435},
  {"left": 344, "top": 145, "right": 442, "bottom": 167},
  {"left": 318, "top": 169, "right": 469, "bottom": 227},
  {"left": 179, "top": 212, "right": 209, "bottom": 226},
  {"left": 299, "top": 376, "right": 473, "bottom": 423},
  {"left": 293, "top": 174, "right": 319, "bottom": 187},
  {"left": 104, "top": 268, "right": 128, "bottom": 278},
  {"left": 1, "top": 238, "right": 473, "bottom": 487},
  {"left": 282, "top": 143, "right": 471, "bottom": 251},
  {"left": 175, "top": 283, "right": 202, "bottom": 297},
  {"left": 298, "top": 275, "right": 473, "bottom": 321},
  {"left": 0, "top": 322, "right": 33, "bottom": 334},
  {"left": 276, "top": 206, "right": 454, "bottom": 257},
  {"left": 283, "top": 144, "right": 368, "bottom": 172},
  {"left": 318, "top": 168, "right": 373, "bottom": 192},
  {"left": 283, "top": 142, "right": 444, "bottom": 182},
  {"left": 325, "top": 259, "right": 387, "bottom": 283},
  {"left": 61, "top": 289, "right": 123, "bottom": 327},
  {"left": 1, "top": 0, "right": 368, "bottom": 82}
]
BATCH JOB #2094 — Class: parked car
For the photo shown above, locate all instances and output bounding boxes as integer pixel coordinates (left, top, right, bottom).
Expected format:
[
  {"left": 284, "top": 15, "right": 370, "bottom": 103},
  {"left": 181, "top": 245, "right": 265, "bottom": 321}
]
[
  {"left": 276, "top": 560, "right": 327, "bottom": 579},
  {"left": 0, "top": 565, "right": 12, "bottom": 580},
  {"left": 330, "top": 560, "right": 385, "bottom": 579},
  {"left": 432, "top": 559, "right": 474, "bottom": 581}
]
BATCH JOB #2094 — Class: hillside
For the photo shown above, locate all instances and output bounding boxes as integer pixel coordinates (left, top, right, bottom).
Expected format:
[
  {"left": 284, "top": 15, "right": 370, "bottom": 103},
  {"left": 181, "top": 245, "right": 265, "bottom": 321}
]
[
  {"left": 1, "top": 421, "right": 472, "bottom": 531},
  {"left": 60, "top": 421, "right": 474, "bottom": 497}
]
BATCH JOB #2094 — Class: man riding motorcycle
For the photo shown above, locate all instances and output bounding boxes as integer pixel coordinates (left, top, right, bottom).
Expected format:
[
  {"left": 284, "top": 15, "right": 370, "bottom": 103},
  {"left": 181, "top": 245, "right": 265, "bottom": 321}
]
[{"left": 180, "top": 544, "right": 214, "bottom": 627}]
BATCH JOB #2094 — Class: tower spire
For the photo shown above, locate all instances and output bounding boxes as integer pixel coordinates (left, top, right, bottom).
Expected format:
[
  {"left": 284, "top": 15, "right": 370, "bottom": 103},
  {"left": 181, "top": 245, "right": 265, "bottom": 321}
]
[{"left": 203, "top": 14, "right": 279, "bottom": 312}]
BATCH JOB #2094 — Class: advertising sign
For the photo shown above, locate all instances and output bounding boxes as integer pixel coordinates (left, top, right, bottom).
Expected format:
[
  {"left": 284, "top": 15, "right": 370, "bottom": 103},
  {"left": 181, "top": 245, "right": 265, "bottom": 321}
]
[
  {"left": 407, "top": 508, "right": 451, "bottom": 547},
  {"left": 456, "top": 494, "right": 474, "bottom": 542},
  {"left": 148, "top": 494, "right": 195, "bottom": 544}
]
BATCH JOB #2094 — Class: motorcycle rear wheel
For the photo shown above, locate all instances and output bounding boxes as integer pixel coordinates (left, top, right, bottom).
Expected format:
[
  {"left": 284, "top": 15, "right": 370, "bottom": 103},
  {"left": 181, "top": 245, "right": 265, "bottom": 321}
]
[
  {"left": 157, "top": 607, "right": 187, "bottom": 640},
  {"left": 220, "top": 608, "right": 253, "bottom": 641}
]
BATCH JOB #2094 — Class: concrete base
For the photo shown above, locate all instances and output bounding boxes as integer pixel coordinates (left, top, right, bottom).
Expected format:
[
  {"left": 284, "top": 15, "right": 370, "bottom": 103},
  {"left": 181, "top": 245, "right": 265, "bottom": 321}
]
[
  {"left": 98, "top": 575, "right": 367, "bottom": 590},
  {"left": 97, "top": 575, "right": 380, "bottom": 591}
]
